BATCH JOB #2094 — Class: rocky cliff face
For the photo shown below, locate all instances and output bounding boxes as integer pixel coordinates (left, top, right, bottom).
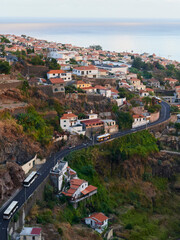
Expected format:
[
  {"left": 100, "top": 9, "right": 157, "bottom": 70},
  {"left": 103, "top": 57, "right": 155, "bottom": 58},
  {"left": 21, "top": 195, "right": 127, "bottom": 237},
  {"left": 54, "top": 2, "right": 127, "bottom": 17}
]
[
  {"left": 0, "top": 120, "right": 40, "bottom": 164},
  {"left": 0, "top": 162, "right": 25, "bottom": 201}
]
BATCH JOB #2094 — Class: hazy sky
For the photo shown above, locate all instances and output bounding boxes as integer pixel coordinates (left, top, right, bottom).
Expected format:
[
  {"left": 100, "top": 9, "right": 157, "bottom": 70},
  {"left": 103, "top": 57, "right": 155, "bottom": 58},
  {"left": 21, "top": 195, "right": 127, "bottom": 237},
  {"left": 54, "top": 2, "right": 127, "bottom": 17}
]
[{"left": 1, "top": 0, "right": 180, "bottom": 19}]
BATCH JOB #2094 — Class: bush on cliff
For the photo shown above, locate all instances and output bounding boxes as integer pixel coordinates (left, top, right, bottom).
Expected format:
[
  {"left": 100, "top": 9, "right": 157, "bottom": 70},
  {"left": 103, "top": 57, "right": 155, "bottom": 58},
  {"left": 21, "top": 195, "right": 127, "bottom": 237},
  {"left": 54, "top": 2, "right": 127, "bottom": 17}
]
[{"left": 17, "top": 106, "right": 53, "bottom": 145}]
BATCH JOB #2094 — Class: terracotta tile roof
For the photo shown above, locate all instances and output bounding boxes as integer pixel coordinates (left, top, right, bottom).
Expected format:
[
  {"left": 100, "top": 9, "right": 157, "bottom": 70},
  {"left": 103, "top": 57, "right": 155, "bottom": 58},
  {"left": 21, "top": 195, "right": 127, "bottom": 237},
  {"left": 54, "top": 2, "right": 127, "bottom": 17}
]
[
  {"left": 50, "top": 78, "right": 64, "bottom": 84},
  {"left": 82, "top": 86, "right": 96, "bottom": 90},
  {"left": 87, "top": 212, "right": 108, "bottom": 223},
  {"left": 80, "top": 118, "right": 104, "bottom": 125},
  {"left": 133, "top": 114, "right": 145, "bottom": 118},
  {"left": 110, "top": 88, "right": 119, "bottom": 94},
  {"left": 47, "top": 70, "right": 65, "bottom": 74},
  {"left": 61, "top": 113, "right": 77, "bottom": 120},
  {"left": 62, "top": 188, "right": 77, "bottom": 197},
  {"left": 95, "top": 85, "right": 107, "bottom": 90},
  {"left": 81, "top": 185, "right": 97, "bottom": 195},
  {"left": 70, "top": 178, "right": 86, "bottom": 186},
  {"left": 76, "top": 81, "right": 86, "bottom": 84},
  {"left": 146, "top": 88, "right": 154, "bottom": 92},
  {"left": 74, "top": 65, "right": 97, "bottom": 71},
  {"left": 31, "top": 228, "right": 41, "bottom": 235}
]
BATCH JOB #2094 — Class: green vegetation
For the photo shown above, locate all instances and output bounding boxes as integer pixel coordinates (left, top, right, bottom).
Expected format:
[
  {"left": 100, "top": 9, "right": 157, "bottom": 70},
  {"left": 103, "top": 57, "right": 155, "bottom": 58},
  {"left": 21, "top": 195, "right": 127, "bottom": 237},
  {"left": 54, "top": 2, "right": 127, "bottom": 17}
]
[
  {"left": 30, "top": 55, "right": 44, "bottom": 65},
  {"left": 65, "top": 85, "right": 78, "bottom": 93},
  {"left": 118, "top": 88, "right": 135, "bottom": 100},
  {"left": 28, "top": 130, "right": 180, "bottom": 239},
  {"left": 142, "top": 97, "right": 161, "bottom": 113},
  {"left": 17, "top": 106, "right": 53, "bottom": 145},
  {"left": 112, "top": 105, "right": 133, "bottom": 129},
  {"left": 89, "top": 45, "right": 102, "bottom": 50},
  {"left": 0, "top": 36, "right": 10, "bottom": 43},
  {"left": 170, "top": 105, "right": 180, "bottom": 113},
  {"left": 131, "top": 57, "right": 180, "bottom": 83},
  {"left": 0, "top": 60, "right": 11, "bottom": 74},
  {"left": 46, "top": 58, "right": 60, "bottom": 69},
  {"left": 69, "top": 58, "right": 77, "bottom": 64}
]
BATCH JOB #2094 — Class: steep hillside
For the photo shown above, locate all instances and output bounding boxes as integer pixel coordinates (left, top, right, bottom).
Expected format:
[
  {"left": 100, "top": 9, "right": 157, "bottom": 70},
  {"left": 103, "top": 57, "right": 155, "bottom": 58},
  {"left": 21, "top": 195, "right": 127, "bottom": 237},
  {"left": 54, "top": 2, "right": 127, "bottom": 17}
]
[
  {"left": 27, "top": 131, "right": 180, "bottom": 240},
  {"left": 0, "top": 120, "right": 40, "bottom": 164},
  {"left": 0, "top": 162, "right": 25, "bottom": 202}
]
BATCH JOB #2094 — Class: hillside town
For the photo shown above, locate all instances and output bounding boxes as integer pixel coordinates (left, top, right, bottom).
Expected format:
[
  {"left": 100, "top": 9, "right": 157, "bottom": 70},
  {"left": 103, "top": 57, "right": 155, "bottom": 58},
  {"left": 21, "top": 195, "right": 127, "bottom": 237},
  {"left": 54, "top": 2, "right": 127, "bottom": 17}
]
[{"left": 0, "top": 34, "right": 180, "bottom": 240}]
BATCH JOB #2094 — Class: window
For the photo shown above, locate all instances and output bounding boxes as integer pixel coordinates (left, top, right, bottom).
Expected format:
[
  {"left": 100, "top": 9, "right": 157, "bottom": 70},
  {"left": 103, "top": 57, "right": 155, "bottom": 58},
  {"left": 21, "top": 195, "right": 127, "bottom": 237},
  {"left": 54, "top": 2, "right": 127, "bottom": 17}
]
[
  {"left": 64, "top": 125, "right": 66, "bottom": 127},
  {"left": 32, "top": 237, "right": 35, "bottom": 240},
  {"left": 64, "top": 120, "right": 66, "bottom": 122}
]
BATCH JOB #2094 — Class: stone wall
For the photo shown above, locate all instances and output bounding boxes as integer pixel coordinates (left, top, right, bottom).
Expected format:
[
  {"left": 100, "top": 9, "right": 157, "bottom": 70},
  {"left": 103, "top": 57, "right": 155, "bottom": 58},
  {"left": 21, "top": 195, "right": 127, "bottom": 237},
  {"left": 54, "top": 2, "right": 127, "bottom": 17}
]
[{"left": 150, "top": 111, "right": 160, "bottom": 123}]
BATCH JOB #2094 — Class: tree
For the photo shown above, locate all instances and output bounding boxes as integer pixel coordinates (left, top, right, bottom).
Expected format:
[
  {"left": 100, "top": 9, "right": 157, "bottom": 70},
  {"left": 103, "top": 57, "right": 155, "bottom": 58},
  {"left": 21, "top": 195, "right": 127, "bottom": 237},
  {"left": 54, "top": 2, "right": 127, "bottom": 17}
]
[
  {"left": 89, "top": 45, "right": 102, "bottom": 50},
  {"left": 0, "top": 61, "right": 11, "bottom": 74},
  {"left": 30, "top": 55, "right": 44, "bottom": 65},
  {"left": 69, "top": 58, "right": 77, "bottom": 64},
  {"left": 0, "top": 36, "right": 10, "bottom": 43},
  {"left": 46, "top": 58, "right": 60, "bottom": 70}
]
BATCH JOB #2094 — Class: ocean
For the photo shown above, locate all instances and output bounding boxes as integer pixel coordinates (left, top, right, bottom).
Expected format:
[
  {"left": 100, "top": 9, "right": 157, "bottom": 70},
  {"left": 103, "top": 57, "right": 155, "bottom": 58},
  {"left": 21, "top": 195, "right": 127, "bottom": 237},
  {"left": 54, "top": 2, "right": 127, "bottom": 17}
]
[{"left": 0, "top": 18, "right": 180, "bottom": 61}]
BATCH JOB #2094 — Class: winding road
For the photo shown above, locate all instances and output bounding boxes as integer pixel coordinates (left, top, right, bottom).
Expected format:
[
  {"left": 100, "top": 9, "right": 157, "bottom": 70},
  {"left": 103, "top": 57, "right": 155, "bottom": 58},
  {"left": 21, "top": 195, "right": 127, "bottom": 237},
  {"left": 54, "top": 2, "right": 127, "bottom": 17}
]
[{"left": 0, "top": 101, "right": 171, "bottom": 240}]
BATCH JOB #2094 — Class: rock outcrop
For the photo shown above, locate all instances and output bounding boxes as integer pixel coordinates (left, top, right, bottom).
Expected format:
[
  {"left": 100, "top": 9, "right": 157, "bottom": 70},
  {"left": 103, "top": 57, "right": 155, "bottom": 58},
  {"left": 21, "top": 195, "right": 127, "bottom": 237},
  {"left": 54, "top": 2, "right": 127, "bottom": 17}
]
[
  {"left": 0, "top": 120, "right": 40, "bottom": 164},
  {"left": 0, "top": 162, "right": 25, "bottom": 201}
]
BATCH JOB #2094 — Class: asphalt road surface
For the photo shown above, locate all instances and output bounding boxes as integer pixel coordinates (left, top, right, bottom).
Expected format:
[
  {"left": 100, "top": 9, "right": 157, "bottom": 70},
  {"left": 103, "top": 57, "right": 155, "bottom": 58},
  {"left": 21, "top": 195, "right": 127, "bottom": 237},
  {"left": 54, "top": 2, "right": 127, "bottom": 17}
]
[{"left": 0, "top": 101, "right": 171, "bottom": 240}]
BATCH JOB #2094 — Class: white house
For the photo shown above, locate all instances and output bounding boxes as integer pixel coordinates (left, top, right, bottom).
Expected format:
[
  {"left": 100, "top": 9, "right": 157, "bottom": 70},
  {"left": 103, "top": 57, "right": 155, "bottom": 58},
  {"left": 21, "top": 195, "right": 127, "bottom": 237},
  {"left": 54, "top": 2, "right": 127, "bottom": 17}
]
[
  {"left": 47, "top": 70, "right": 72, "bottom": 82},
  {"left": 115, "top": 97, "right": 126, "bottom": 106},
  {"left": 20, "top": 227, "right": 42, "bottom": 240},
  {"left": 60, "top": 112, "right": 85, "bottom": 135},
  {"left": 62, "top": 178, "right": 97, "bottom": 202},
  {"left": 139, "top": 90, "right": 149, "bottom": 97},
  {"left": 85, "top": 212, "right": 108, "bottom": 233},
  {"left": 50, "top": 161, "right": 68, "bottom": 191},
  {"left": 60, "top": 112, "right": 78, "bottom": 130},
  {"left": 73, "top": 65, "right": 99, "bottom": 78},
  {"left": 132, "top": 114, "right": 149, "bottom": 128},
  {"left": 95, "top": 85, "right": 111, "bottom": 98}
]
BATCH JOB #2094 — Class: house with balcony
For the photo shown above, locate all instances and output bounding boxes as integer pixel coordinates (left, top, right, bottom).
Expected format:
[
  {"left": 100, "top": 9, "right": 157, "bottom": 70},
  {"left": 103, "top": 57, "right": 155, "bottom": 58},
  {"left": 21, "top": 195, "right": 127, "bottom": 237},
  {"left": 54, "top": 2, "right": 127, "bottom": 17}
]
[
  {"left": 62, "top": 178, "right": 97, "bottom": 206},
  {"left": 60, "top": 112, "right": 85, "bottom": 135},
  {"left": 49, "top": 78, "right": 65, "bottom": 93},
  {"left": 85, "top": 212, "right": 109, "bottom": 233},
  {"left": 47, "top": 70, "right": 72, "bottom": 82},
  {"left": 129, "top": 78, "right": 146, "bottom": 91},
  {"left": 73, "top": 65, "right": 99, "bottom": 78}
]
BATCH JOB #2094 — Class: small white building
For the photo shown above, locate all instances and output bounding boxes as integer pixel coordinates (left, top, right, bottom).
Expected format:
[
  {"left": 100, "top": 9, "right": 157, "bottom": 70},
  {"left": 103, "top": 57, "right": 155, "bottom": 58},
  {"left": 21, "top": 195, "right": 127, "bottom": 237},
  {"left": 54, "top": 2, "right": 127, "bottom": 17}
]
[
  {"left": 132, "top": 114, "right": 149, "bottom": 128},
  {"left": 20, "top": 227, "right": 42, "bottom": 240},
  {"left": 115, "top": 97, "right": 126, "bottom": 107},
  {"left": 139, "top": 90, "right": 149, "bottom": 97},
  {"left": 47, "top": 70, "right": 72, "bottom": 82},
  {"left": 85, "top": 212, "right": 108, "bottom": 233},
  {"left": 95, "top": 85, "right": 111, "bottom": 98},
  {"left": 73, "top": 65, "right": 99, "bottom": 78}
]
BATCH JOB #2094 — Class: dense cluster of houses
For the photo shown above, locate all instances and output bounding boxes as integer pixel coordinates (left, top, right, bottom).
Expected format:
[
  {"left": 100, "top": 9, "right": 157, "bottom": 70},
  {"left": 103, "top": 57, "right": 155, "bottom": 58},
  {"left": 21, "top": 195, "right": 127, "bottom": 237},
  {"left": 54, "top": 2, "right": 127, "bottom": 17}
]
[{"left": 1, "top": 34, "right": 180, "bottom": 133}]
